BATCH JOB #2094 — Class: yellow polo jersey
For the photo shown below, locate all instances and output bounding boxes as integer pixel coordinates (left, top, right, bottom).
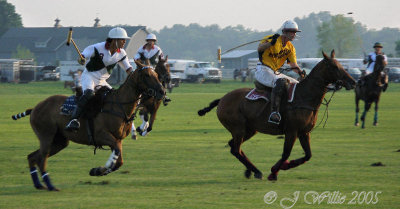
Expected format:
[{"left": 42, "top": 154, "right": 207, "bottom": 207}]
[{"left": 259, "top": 35, "right": 297, "bottom": 71}]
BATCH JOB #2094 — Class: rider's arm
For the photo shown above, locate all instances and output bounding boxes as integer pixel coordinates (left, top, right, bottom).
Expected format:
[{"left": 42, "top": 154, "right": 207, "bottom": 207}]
[
  {"left": 257, "top": 42, "right": 272, "bottom": 54},
  {"left": 118, "top": 51, "right": 133, "bottom": 73},
  {"left": 289, "top": 62, "right": 301, "bottom": 74}
]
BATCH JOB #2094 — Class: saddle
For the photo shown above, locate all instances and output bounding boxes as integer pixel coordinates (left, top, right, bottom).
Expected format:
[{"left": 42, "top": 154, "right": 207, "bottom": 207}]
[
  {"left": 246, "top": 81, "right": 297, "bottom": 103},
  {"left": 60, "top": 86, "right": 111, "bottom": 118}
]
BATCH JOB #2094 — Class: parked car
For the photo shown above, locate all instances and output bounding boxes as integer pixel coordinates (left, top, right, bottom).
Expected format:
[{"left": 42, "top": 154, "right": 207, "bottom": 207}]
[
  {"left": 388, "top": 67, "right": 400, "bottom": 82},
  {"left": 346, "top": 68, "right": 362, "bottom": 80}
]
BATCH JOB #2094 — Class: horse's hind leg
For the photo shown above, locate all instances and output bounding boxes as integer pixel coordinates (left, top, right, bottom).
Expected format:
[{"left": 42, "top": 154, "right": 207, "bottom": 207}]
[
  {"left": 27, "top": 150, "right": 46, "bottom": 190},
  {"left": 229, "top": 129, "right": 262, "bottom": 180},
  {"left": 373, "top": 100, "right": 379, "bottom": 126}
]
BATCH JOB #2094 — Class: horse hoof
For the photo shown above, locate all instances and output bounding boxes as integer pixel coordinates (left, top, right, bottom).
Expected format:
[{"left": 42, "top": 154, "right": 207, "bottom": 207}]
[
  {"left": 35, "top": 185, "right": 47, "bottom": 190},
  {"left": 49, "top": 187, "right": 60, "bottom": 192},
  {"left": 373, "top": 122, "right": 378, "bottom": 126},
  {"left": 267, "top": 173, "right": 277, "bottom": 181},
  {"left": 244, "top": 169, "right": 252, "bottom": 179},
  {"left": 355, "top": 123, "right": 359, "bottom": 127},
  {"left": 280, "top": 160, "right": 290, "bottom": 170},
  {"left": 254, "top": 172, "right": 263, "bottom": 180},
  {"left": 89, "top": 167, "right": 106, "bottom": 176},
  {"left": 131, "top": 135, "right": 137, "bottom": 140}
]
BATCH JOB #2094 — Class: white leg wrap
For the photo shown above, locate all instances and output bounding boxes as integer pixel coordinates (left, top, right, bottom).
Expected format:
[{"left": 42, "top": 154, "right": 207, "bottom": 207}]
[
  {"left": 131, "top": 122, "right": 136, "bottom": 135},
  {"left": 105, "top": 150, "right": 119, "bottom": 169},
  {"left": 140, "top": 116, "right": 149, "bottom": 131}
]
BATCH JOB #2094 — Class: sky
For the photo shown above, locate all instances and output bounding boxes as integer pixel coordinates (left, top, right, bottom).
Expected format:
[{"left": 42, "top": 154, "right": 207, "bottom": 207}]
[{"left": 7, "top": 0, "right": 400, "bottom": 31}]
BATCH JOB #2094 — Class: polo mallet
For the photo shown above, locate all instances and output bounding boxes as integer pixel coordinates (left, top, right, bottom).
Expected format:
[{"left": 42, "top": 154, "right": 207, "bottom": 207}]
[
  {"left": 66, "top": 28, "right": 85, "bottom": 60},
  {"left": 217, "top": 37, "right": 272, "bottom": 62}
]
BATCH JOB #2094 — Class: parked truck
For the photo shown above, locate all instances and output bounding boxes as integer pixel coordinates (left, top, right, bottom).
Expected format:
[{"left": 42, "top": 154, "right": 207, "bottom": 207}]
[{"left": 168, "top": 59, "right": 222, "bottom": 83}]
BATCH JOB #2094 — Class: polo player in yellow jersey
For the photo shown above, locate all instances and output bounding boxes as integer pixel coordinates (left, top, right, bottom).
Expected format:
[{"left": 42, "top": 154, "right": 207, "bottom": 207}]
[{"left": 255, "top": 20, "right": 303, "bottom": 124}]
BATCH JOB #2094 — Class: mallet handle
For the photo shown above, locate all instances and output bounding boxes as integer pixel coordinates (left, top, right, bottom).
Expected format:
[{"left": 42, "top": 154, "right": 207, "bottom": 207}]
[{"left": 70, "top": 39, "right": 84, "bottom": 60}]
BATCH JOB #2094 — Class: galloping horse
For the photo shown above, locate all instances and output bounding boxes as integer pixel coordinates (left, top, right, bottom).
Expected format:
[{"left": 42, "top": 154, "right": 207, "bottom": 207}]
[
  {"left": 198, "top": 51, "right": 356, "bottom": 181},
  {"left": 12, "top": 63, "right": 164, "bottom": 191},
  {"left": 132, "top": 56, "right": 171, "bottom": 138},
  {"left": 354, "top": 54, "right": 387, "bottom": 128}
]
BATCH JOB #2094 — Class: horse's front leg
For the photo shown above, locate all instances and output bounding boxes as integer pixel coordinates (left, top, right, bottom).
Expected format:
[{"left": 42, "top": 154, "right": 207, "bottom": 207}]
[
  {"left": 136, "top": 112, "right": 149, "bottom": 136},
  {"left": 268, "top": 132, "right": 297, "bottom": 181},
  {"left": 131, "top": 122, "right": 137, "bottom": 140},
  {"left": 280, "top": 132, "right": 311, "bottom": 170},
  {"left": 355, "top": 97, "right": 360, "bottom": 126},
  {"left": 361, "top": 102, "right": 372, "bottom": 129},
  {"left": 89, "top": 136, "right": 122, "bottom": 176}
]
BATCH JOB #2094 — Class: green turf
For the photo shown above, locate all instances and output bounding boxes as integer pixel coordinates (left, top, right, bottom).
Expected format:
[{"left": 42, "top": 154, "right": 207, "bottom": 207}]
[{"left": 0, "top": 81, "right": 399, "bottom": 209}]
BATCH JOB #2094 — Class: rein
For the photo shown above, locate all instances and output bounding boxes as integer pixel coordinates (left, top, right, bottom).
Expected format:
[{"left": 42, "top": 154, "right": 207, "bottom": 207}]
[{"left": 314, "top": 85, "right": 338, "bottom": 130}]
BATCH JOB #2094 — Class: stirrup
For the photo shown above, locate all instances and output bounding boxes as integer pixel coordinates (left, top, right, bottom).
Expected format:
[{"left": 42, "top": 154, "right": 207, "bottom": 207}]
[
  {"left": 65, "top": 119, "right": 80, "bottom": 131},
  {"left": 268, "top": 112, "right": 281, "bottom": 125}
]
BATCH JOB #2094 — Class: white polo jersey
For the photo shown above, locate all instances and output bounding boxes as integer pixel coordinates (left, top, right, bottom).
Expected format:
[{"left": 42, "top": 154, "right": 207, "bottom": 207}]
[
  {"left": 134, "top": 44, "right": 164, "bottom": 65},
  {"left": 81, "top": 42, "right": 132, "bottom": 81},
  {"left": 365, "top": 52, "right": 387, "bottom": 74}
]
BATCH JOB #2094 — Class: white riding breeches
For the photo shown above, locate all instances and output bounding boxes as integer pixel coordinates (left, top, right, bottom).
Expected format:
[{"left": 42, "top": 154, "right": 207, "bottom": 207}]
[
  {"left": 255, "top": 63, "right": 298, "bottom": 88},
  {"left": 81, "top": 70, "right": 112, "bottom": 91}
]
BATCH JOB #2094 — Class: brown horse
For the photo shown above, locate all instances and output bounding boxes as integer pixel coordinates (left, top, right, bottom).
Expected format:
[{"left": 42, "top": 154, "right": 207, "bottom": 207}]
[
  {"left": 132, "top": 56, "right": 171, "bottom": 138},
  {"left": 11, "top": 63, "right": 164, "bottom": 191},
  {"left": 198, "top": 50, "right": 356, "bottom": 181},
  {"left": 354, "top": 54, "right": 387, "bottom": 128}
]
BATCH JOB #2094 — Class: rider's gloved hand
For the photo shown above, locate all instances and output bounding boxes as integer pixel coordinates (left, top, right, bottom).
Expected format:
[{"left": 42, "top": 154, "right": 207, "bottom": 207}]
[
  {"left": 78, "top": 57, "right": 86, "bottom": 65},
  {"left": 270, "top": 34, "right": 280, "bottom": 46}
]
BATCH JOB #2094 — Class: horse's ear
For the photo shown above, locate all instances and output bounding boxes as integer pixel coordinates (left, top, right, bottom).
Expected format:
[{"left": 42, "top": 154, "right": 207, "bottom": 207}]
[
  {"left": 165, "top": 55, "right": 168, "bottom": 62},
  {"left": 331, "top": 50, "right": 335, "bottom": 59},
  {"left": 322, "top": 51, "right": 329, "bottom": 59}
]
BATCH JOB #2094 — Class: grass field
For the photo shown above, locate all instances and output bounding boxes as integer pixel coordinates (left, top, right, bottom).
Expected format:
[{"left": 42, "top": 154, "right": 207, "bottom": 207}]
[{"left": 0, "top": 80, "right": 399, "bottom": 209}]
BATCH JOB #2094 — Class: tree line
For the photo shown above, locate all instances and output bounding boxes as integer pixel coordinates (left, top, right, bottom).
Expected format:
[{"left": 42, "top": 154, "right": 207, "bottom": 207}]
[{"left": 152, "top": 12, "right": 400, "bottom": 61}]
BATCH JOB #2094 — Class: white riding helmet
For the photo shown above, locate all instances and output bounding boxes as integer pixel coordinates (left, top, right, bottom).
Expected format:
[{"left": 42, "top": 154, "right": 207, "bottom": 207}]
[
  {"left": 146, "top": 33, "right": 157, "bottom": 41},
  {"left": 108, "top": 27, "right": 130, "bottom": 39},
  {"left": 282, "top": 20, "right": 301, "bottom": 32}
]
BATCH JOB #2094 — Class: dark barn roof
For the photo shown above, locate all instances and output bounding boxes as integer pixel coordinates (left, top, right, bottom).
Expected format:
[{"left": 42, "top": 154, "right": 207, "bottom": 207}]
[{"left": 0, "top": 26, "right": 146, "bottom": 54}]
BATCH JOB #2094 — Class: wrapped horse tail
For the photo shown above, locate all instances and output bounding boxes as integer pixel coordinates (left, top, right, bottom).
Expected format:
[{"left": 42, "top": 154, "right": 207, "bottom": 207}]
[{"left": 12, "top": 109, "right": 32, "bottom": 120}]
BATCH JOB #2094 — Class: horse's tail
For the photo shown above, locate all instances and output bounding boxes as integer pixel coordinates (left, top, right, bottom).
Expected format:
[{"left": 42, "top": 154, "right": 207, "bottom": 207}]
[
  {"left": 11, "top": 109, "right": 32, "bottom": 120},
  {"left": 198, "top": 99, "right": 220, "bottom": 116}
]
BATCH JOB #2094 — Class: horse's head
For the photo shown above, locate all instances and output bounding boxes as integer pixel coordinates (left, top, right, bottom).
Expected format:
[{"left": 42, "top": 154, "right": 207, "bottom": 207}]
[
  {"left": 130, "top": 60, "right": 165, "bottom": 100},
  {"left": 373, "top": 54, "right": 386, "bottom": 74},
  {"left": 320, "top": 50, "right": 356, "bottom": 90},
  {"left": 155, "top": 55, "right": 171, "bottom": 87}
]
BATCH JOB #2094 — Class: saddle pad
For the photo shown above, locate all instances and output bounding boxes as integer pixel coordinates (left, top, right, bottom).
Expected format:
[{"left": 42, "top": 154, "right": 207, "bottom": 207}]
[
  {"left": 60, "top": 95, "right": 77, "bottom": 116},
  {"left": 245, "top": 89, "right": 269, "bottom": 102},
  {"left": 287, "top": 83, "right": 297, "bottom": 103}
]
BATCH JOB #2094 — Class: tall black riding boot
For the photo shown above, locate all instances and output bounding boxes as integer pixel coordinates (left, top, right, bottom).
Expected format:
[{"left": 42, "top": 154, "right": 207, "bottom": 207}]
[
  {"left": 65, "top": 89, "right": 94, "bottom": 131},
  {"left": 268, "top": 78, "right": 288, "bottom": 125}
]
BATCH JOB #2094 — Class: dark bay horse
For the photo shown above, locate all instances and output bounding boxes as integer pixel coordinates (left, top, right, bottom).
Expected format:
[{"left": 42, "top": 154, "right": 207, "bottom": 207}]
[
  {"left": 11, "top": 64, "right": 164, "bottom": 191},
  {"left": 132, "top": 56, "right": 171, "bottom": 138},
  {"left": 355, "top": 55, "right": 387, "bottom": 128},
  {"left": 198, "top": 51, "right": 356, "bottom": 181}
]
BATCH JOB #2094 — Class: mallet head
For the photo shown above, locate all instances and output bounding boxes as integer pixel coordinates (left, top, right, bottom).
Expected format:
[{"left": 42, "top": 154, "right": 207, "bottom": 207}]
[{"left": 66, "top": 27, "right": 73, "bottom": 46}]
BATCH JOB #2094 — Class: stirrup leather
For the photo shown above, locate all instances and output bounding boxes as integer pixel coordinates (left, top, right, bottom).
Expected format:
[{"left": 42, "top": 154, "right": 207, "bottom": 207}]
[{"left": 268, "top": 112, "right": 281, "bottom": 125}]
